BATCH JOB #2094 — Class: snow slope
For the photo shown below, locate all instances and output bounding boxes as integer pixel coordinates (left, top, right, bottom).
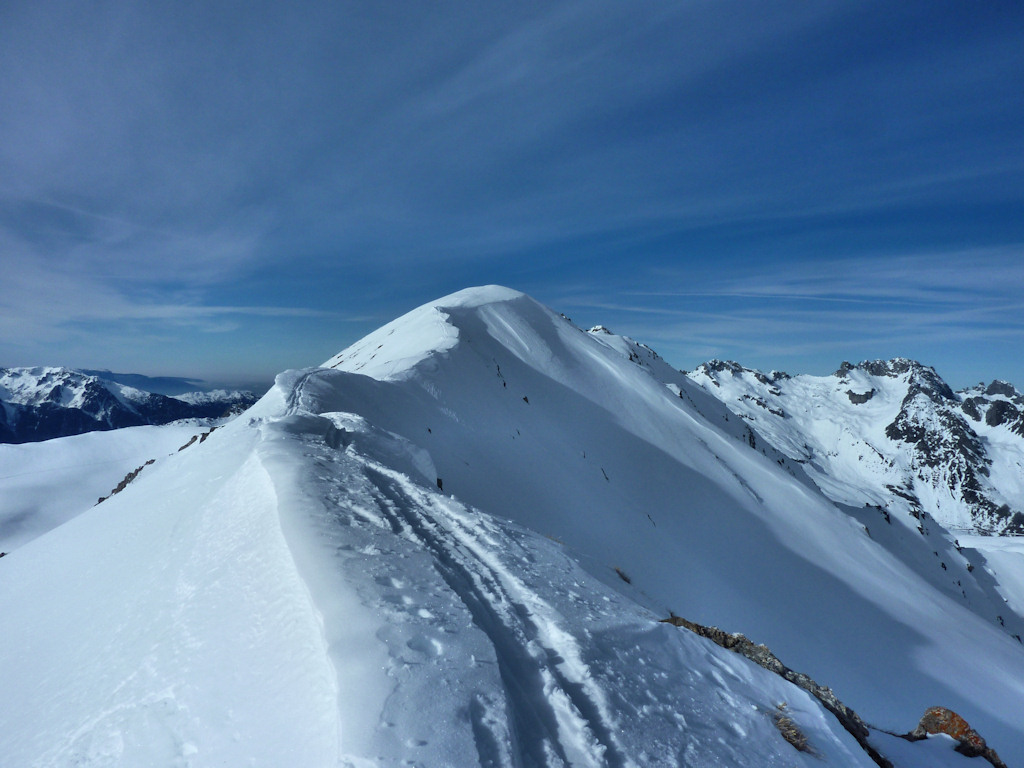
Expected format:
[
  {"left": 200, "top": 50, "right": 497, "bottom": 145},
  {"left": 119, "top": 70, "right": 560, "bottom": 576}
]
[
  {"left": 0, "top": 380, "right": 872, "bottom": 767},
  {"left": 1, "top": 286, "right": 1022, "bottom": 766},
  {"left": 0, "top": 422, "right": 204, "bottom": 551}
]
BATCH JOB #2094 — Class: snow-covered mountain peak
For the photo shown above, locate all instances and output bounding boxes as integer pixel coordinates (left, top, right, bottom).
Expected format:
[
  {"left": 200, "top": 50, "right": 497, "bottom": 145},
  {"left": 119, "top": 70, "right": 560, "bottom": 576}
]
[
  {"left": 322, "top": 285, "right": 533, "bottom": 381},
  {"left": 834, "top": 358, "right": 956, "bottom": 405},
  {"left": 4, "top": 289, "right": 1024, "bottom": 765},
  {"left": 0, "top": 366, "right": 153, "bottom": 419},
  {"left": 834, "top": 357, "right": 927, "bottom": 378}
]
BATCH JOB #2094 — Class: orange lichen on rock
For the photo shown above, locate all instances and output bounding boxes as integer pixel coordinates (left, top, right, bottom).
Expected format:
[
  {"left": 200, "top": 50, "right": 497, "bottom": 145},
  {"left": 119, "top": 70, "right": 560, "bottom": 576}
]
[
  {"left": 914, "top": 706, "right": 983, "bottom": 747},
  {"left": 909, "top": 707, "right": 1006, "bottom": 768}
]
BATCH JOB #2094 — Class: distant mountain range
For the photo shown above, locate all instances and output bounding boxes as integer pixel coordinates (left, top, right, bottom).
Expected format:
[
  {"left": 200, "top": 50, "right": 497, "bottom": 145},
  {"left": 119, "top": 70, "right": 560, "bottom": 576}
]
[
  {"left": 686, "top": 358, "right": 1024, "bottom": 536},
  {"left": 0, "top": 367, "right": 258, "bottom": 443}
]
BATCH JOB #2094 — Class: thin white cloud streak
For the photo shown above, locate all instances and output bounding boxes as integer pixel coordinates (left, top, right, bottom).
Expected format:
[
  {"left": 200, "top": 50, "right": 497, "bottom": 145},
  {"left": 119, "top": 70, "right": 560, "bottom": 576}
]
[
  {"left": 0, "top": 242, "right": 349, "bottom": 349},
  {"left": 643, "top": 248, "right": 1024, "bottom": 305},
  {"left": 556, "top": 249, "right": 1024, "bottom": 379}
]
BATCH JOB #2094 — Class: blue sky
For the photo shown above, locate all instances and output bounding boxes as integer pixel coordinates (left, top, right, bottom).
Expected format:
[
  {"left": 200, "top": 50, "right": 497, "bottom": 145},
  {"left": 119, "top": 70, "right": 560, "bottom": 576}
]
[{"left": 1, "top": 1, "right": 1022, "bottom": 390}]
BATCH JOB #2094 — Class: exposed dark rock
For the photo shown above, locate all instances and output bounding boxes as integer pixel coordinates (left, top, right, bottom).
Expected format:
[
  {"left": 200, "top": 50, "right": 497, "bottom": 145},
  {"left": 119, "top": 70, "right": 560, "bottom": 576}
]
[
  {"left": 885, "top": 399, "right": 985, "bottom": 468},
  {"left": 697, "top": 360, "right": 788, "bottom": 386},
  {"left": 96, "top": 459, "right": 156, "bottom": 504},
  {"left": 961, "top": 397, "right": 983, "bottom": 421},
  {"left": 985, "top": 380, "right": 1017, "bottom": 398},
  {"left": 178, "top": 435, "right": 200, "bottom": 451},
  {"left": 847, "top": 388, "right": 876, "bottom": 404},
  {"left": 701, "top": 359, "right": 744, "bottom": 376},
  {"left": 740, "top": 394, "right": 786, "bottom": 417},
  {"left": 985, "top": 400, "right": 1020, "bottom": 428}
]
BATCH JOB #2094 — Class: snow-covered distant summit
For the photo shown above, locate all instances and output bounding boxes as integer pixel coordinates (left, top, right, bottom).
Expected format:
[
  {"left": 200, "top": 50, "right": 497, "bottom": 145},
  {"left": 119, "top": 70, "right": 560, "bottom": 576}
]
[
  {"left": 689, "top": 357, "right": 1024, "bottom": 535},
  {"left": 172, "top": 389, "right": 257, "bottom": 410},
  {"left": 0, "top": 367, "right": 257, "bottom": 443}
]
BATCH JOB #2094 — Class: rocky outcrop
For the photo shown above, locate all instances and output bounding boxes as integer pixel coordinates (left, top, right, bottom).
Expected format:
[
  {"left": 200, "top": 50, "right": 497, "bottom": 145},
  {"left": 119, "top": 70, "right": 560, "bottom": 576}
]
[
  {"left": 660, "top": 614, "right": 892, "bottom": 768},
  {"left": 847, "top": 388, "right": 876, "bottom": 404},
  {"left": 906, "top": 706, "right": 1007, "bottom": 768},
  {"left": 96, "top": 459, "right": 155, "bottom": 504}
]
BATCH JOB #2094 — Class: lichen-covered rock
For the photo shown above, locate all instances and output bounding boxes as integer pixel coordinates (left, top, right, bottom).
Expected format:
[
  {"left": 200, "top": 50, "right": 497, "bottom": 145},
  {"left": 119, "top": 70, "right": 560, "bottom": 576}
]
[
  {"left": 908, "top": 706, "right": 1007, "bottom": 768},
  {"left": 912, "top": 706, "right": 981, "bottom": 746}
]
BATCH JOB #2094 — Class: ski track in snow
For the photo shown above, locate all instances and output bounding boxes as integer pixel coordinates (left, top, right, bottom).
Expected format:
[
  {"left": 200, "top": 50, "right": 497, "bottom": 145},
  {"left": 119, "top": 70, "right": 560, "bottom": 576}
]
[{"left": 360, "top": 460, "right": 628, "bottom": 768}]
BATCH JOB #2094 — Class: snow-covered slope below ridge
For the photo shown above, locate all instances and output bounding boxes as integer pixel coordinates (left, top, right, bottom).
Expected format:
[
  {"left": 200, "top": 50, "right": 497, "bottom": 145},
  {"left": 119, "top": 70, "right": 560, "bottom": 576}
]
[
  {"left": 1, "top": 286, "right": 1023, "bottom": 766},
  {"left": 0, "top": 422, "right": 206, "bottom": 552},
  {"left": 685, "top": 359, "right": 1024, "bottom": 536}
]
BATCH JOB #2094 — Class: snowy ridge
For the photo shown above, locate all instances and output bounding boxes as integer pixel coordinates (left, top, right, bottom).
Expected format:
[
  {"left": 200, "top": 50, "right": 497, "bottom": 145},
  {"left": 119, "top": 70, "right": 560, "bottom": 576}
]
[
  {"left": 172, "top": 389, "right": 257, "bottom": 407},
  {"left": 250, "top": 366, "right": 876, "bottom": 766},
  {"left": 2, "top": 286, "right": 1024, "bottom": 765}
]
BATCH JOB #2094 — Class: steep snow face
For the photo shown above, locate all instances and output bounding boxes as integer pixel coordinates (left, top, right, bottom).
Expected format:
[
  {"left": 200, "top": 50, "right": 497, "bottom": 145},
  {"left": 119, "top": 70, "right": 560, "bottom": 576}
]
[
  {"left": 0, "top": 367, "right": 257, "bottom": 443},
  {"left": 2, "top": 287, "right": 1024, "bottom": 766},
  {"left": 687, "top": 359, "right": 1024, "bottom": 535}
]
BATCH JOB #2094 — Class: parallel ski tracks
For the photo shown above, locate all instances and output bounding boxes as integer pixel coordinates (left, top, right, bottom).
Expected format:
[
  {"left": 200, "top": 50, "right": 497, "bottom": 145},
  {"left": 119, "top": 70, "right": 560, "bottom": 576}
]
[
  {"left": 278, "top": 373, "right": 631, "bottom": 766},
  {"left": 359, "top": 459, "right": 631, "bottom": 768}
]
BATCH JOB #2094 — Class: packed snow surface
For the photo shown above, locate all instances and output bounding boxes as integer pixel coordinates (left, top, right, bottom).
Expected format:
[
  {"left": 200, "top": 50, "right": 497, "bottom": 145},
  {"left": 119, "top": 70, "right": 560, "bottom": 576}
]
[{"left": 1, "top": 286, "right": 1022, "bottom": 766}]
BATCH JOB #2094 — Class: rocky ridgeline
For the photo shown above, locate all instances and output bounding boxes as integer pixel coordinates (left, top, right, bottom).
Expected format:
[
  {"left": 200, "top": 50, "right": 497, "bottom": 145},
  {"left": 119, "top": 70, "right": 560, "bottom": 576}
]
[
  {"left": 661, "top": 613, "right": 892, "bottom": 767},
  {"left": 687, "top": 358, "right": 1024, "bottom": 535}
]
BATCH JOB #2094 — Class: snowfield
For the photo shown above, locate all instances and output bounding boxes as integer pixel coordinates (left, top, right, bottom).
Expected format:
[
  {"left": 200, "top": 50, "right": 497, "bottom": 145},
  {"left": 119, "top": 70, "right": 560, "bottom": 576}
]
[{"left": 1, "top": 286, "right": 1022, "bottom": 767}]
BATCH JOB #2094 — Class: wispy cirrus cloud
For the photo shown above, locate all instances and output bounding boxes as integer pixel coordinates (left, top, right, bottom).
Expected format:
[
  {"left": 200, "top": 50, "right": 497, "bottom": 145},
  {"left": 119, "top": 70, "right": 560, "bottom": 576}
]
[
  {"left": 555, "top": 248, "right": 1024, "bottom": 385},
  {"left": 1, "top": 1, "right": 1021, "bottom": 382}
]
